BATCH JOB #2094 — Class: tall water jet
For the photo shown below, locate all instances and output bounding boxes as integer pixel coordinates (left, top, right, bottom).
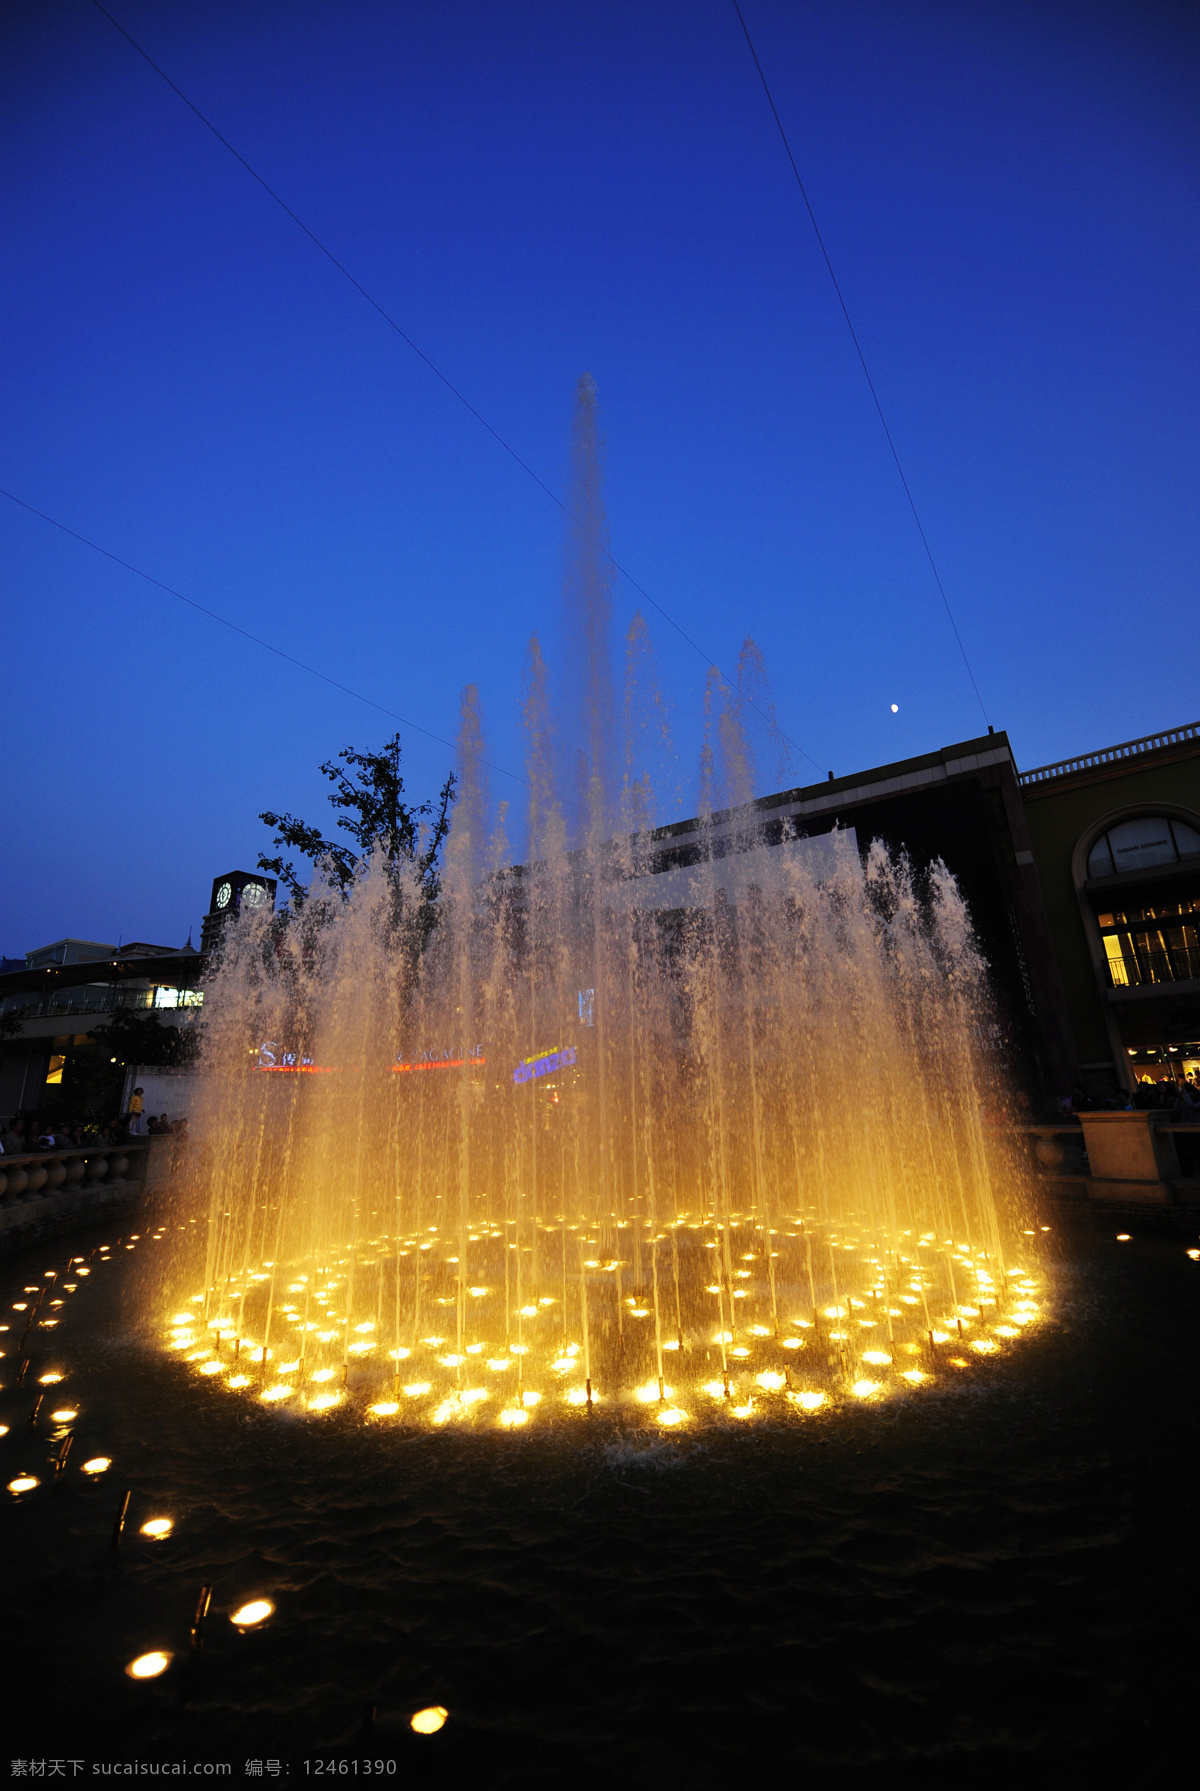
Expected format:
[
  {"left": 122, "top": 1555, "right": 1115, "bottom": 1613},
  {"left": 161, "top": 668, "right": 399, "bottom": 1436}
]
[
  {"left": 563, "top": 373, "right": 616, "bottom": 845},
  {"left": 161, "top": 381, "right": 1042, "bottom": 1430}
]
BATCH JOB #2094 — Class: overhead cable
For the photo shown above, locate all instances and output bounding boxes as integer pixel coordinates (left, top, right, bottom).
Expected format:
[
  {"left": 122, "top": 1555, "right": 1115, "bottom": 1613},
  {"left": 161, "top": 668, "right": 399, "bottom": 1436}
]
[
  {"left": 91, "top": 0, "right": 824, "bottom": 776},
  {"left": 731, "top": 0, "right": 989, "bottom": 726},
  {"left": 0, "top": 486, "right": 528, "bottom": 785}
]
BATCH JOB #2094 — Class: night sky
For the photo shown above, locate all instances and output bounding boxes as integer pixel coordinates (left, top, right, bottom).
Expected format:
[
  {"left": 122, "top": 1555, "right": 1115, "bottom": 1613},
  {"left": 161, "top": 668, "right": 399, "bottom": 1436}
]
[{"left": 2, "top": 0, "right": 1197, "bottom": 952}]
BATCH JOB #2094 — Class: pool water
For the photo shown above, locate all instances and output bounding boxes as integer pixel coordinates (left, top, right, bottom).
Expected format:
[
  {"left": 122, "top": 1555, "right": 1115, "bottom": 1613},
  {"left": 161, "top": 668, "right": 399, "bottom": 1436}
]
[{"left": 2, "top": 1219, "right": 1197, "bottom": 1786}]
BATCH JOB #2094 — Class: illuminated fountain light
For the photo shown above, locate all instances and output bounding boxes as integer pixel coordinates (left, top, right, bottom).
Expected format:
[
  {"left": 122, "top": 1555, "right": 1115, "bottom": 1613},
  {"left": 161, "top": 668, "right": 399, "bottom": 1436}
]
[
  {"left": 231, "top": 1599, "right": 273, "bottom": 1628},
  {"left": 8, "top": 1475, "right": 39, "bottom": 1494},
  {"left": 368, "top": 1401, "right": 400, "bottom": 1417},
  {"left": 81, "top": 1457, "right": 111, "bottom": 1474},
  {"left": 141, "top": 1518, "right": 173, "bottom": 1538},
  {"left": 126, "top": 1652, "right": 172, "bottom": 1679},
  {"left": 50, "top": 1408, "right": 78, "bottom": 1422},
  {"left": 635, "top": 1381, "right": 673, "bottom": 1404},
  {"left": 410, "top": 1706, "right": 448, "bottom": 1735},
  {"left": 656, "top": 1407, "right": 688, "bottom": 1427},
  {"left": 852, "top": 1380, "right": 881, "bottom": 1399}
]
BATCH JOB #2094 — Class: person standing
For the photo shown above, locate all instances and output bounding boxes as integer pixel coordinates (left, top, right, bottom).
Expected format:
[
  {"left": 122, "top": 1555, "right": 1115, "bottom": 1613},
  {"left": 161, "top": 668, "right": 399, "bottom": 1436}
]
[{"left": 127, "top": 1087, "right": 147, "bottom": 1136}]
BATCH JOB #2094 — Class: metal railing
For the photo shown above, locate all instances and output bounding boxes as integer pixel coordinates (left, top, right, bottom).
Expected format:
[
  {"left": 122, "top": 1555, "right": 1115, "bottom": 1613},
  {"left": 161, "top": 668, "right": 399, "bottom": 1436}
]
[
  {"left": 1104, "top": 945, "right": 1200, "bottom": 988},
  {"left": 1018, "top": 720, "right": 1200, "bottom": 786},
  {"left": 0, "top": 984, "right": 202, "bottom": 1021}
]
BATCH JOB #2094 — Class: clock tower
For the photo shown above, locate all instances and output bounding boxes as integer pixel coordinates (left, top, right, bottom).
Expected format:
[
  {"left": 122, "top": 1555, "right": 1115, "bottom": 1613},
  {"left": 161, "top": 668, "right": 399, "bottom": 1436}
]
[{"left": 200, "top": 870, "right": 277, "bottom": 958}]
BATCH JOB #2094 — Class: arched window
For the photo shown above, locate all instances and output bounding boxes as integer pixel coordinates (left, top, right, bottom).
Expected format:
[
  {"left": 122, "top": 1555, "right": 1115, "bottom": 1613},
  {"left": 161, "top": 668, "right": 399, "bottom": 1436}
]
[{"left": 1086, "top": 815, "right": 1200, "bottom": 881}]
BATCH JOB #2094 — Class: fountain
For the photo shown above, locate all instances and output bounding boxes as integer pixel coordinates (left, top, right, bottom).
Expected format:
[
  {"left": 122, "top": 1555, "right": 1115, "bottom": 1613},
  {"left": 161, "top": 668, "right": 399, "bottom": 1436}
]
[{"left": 159, "top": 379, "right": 1043, "bottom": 1426}]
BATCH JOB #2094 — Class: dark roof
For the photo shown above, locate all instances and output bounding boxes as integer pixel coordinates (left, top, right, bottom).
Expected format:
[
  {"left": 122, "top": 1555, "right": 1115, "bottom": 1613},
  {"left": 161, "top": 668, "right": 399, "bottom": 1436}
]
[{"left": 0, "top": 951, "right": 203, "bottom": 996}]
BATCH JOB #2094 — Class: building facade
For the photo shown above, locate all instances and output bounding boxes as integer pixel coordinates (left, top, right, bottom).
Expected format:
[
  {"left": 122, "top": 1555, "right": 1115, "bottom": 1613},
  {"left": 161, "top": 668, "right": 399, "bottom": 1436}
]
[{"left": 1018, "top": 721, "right": 1200, "bottom": 1098}]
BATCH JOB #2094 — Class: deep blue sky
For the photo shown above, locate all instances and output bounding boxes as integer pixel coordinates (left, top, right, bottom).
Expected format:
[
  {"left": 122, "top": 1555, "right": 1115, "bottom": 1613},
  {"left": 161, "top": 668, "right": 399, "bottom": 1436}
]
[{"left": 2, "top": 0, "right": 1197, "bottom": 953}]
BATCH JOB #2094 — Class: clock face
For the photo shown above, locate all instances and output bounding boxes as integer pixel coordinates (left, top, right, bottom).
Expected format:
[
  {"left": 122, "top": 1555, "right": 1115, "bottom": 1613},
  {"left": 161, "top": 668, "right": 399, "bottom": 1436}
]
[
  {"left": 242, "top": 883, "right": 265, "bottom": 908},
  {"left": 215, "top": 882, "right": 233, "bottom": 910}
]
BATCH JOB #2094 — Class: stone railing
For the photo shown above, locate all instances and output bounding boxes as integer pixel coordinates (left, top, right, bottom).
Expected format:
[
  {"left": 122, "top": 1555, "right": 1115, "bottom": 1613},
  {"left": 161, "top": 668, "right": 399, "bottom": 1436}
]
[
  {"left": 1017, "top": 720, "right": 1200, "bottom": 786},
  {"left": 0, "top": 1139, "right": 183, "bottom": 1255},
  {"left": 0, "top": 1143, "right": 149, "bottom": 1200}
]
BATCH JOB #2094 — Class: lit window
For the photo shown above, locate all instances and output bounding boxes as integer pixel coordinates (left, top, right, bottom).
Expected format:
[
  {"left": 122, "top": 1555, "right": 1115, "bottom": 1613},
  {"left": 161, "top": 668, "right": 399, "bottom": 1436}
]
[
  {"left": 45, "top": 1054, "right": 65, "bottom": 1086},
  {"left": 1103, "top": 936, "right": 1130, "bottom": 986}
]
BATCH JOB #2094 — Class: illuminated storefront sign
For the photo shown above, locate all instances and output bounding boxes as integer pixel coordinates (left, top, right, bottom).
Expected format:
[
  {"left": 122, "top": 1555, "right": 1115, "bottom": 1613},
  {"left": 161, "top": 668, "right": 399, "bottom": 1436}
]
[
  {"left": 393, "top": 1045, "right": 485, "bottom": 1074},
  {"left": 513, "top": 1045, "right": 577, "bottom": 1086},
  {"left": 256, "top": 1043, "right": 331, "bottom": 1073},
  {"left": 254, "top": 1042, "right": 485, "bottom": 1074}
]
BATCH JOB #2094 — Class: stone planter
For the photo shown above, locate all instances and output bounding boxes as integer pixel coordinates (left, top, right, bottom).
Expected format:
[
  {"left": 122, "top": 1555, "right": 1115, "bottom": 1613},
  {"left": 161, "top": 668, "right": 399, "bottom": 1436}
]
[{"left": 1077, "top": 1111, "right": 1180, "bottom": 1203}]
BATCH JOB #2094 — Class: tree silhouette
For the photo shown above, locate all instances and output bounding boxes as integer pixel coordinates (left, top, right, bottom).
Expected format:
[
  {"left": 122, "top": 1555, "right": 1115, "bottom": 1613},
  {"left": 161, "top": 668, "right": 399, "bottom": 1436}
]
[{"left": 258, "top": 734, "right": 455, "bottom": 929}]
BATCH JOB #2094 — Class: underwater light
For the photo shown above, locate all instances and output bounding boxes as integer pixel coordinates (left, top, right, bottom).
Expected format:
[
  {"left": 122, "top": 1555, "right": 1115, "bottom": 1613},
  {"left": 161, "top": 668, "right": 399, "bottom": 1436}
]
[
  {"left": 231, "top": 1599, "right": 273, "bottom": 1628},
  {"left": 126, "top": 1652, "right": 172, "bottom": 1679},
  {"left": 368, "top": 1401, "right": 400, "bottom": 1416},
  {"left": 81, "top": 1458, "right": 111, "bottom": 1474},
  {"left": 8, "top": 1475, "right": 38, "bottom": 1494},
  {"left": 141, "top": 1518, "right": 173, "bottom": 1538},
  {"left": 50, "top": 1408, "right": 77, "bottom": 1422},
  {"left": 852, "top": 1380, "right": 881, "bottom": 1398},
  {"left": 656, "top": 1407, "right": 688, "bottom": 1426},
  {"left": 410, "top": 1706, "right": 447, "bottom": 1735}
]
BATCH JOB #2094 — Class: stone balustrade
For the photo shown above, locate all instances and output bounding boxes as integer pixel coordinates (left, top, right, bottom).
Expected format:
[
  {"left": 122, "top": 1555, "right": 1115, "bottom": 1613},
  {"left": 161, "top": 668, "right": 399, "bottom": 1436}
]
[{"left": 0, "top": 1138, "right": 178, "bottom": 1254}]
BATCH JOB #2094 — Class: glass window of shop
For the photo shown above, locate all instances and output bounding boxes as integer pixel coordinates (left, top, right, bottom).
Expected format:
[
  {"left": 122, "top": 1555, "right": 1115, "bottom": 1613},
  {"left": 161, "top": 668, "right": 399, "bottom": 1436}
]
[{"left": 1087, "top": 815, "right": 1200, "bottom": 987}]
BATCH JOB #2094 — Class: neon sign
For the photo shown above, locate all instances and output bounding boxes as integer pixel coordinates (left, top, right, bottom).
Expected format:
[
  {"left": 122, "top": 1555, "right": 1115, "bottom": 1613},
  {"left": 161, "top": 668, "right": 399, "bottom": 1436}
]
[
  {"left": 513, "top": 1045, "right": 577, "bottom": 1085},
  {"left": 393, "top": 1044, "right": 485, "bottom": 1073}
]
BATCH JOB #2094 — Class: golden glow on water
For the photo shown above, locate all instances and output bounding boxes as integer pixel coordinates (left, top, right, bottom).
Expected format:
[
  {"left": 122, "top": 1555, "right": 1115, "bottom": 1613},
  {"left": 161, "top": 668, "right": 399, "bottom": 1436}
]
[
  {"left": 126, "top": 1652, "right": 171, "bottom": 1679},
  {"left": 141, "top": 1518, "right": 173, "bottom": 1537},
  {"left": 231, "top": 1599, "right": 273, "bottom": 1627},
  {"left": 410, "top": 1706, "right": 448, "bottom": 1735},
  {"left": 8, "top": 1475, "right": 39, "bottom": 1494},
  {"left": 50, "top": 1408, "right": 77, "bottom": 1422},
  {"left": 81, "top": 1457, "right": 110, "bottom": 1474}
]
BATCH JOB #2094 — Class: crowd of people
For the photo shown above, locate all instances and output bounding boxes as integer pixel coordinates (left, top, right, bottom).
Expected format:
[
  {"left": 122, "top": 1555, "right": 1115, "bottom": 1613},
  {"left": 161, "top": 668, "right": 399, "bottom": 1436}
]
[
  {"left": 0, "top": 1102, "right": 189, "bottom": 1156},
  {"left": 1066, "top": 1073, "right": 1200, "bottom": 1119}
]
